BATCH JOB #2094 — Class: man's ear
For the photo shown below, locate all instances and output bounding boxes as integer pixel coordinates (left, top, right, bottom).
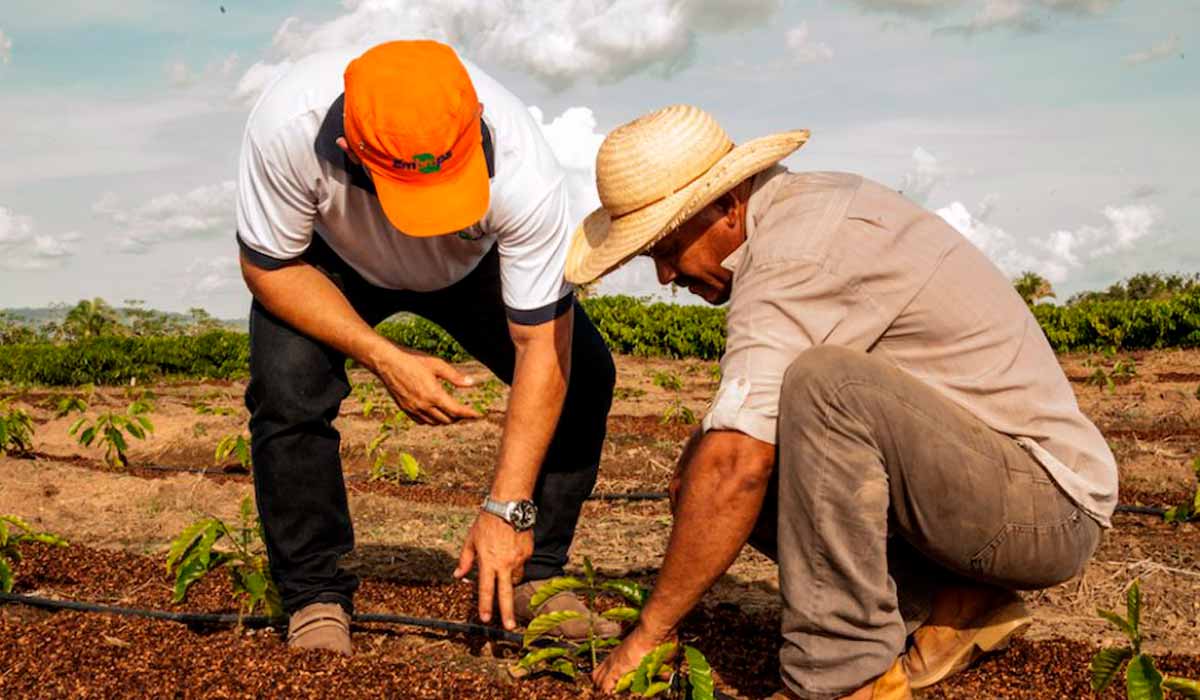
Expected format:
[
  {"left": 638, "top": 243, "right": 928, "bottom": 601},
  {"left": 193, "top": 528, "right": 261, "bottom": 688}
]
[{"left": 336, "top": 136, "right": 363, "bottom": 166}]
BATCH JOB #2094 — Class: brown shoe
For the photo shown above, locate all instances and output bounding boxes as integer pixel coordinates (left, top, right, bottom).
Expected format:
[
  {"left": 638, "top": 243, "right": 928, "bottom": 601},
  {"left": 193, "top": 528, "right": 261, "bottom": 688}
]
[
  {"left": 902, "top": 584, "right": 1032, "bottom": 689},
  {"left": 767, "top": 658, "right": 911, "bottom": 700},
  {"left": 287, "top": 602, "right": 352, "bottom": 656},
  {"left": 513, "top": 579, "right": 621, "bottom": 642}
]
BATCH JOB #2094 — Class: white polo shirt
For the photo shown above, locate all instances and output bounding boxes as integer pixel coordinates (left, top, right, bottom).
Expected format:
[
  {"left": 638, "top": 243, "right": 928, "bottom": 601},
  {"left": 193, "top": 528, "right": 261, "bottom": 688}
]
[{"left": 235, "top": 45, "right": 574, "bottom": 323}]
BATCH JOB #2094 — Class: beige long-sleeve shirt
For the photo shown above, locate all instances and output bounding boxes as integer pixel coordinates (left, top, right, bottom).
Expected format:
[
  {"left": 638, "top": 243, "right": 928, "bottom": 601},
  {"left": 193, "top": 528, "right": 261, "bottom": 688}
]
[{"left": 702, "top": 167, "right": 1118, "bottom": 527}]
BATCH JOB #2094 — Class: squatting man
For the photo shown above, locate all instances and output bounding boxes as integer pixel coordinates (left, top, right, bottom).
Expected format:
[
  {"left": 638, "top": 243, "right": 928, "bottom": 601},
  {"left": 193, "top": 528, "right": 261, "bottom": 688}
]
[
  {"left": 234, "top": 40, "right": 620, "bottom": 655},
  {"left": 569, "top": 105, "right": 1116, "bottom": 700}
]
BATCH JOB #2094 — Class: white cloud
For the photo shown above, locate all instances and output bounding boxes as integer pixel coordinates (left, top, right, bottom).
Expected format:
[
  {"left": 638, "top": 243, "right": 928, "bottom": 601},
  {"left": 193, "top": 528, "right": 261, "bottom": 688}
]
[
  {"left": 937, "top": 200, "right": 1161, "bottom": 284},
  {"left": 785, "top": 23, "right": 835, "bottom": 64},
  {"left": 1124, "top": 35, "right": 1181, "bottom": 66},
  {"left": 898, "top": 146, "right": 944, "bottom": 204},
  {"left": 936, "top": 0, "right": 1039, "bottom": 35},
  {"left": 166, "top": 61, "right": 191, "bottom": 87},
  {"left": 849, "top": 0, "right": 962, "bottom": 16},
  {"left": 237, "top": 0, "right": 781, "bottom": 98},
  {"left": 0, "top": 206, "right": 80, "bottom": 269},
  {"left": 1039, "top": 0, "right": 1117, "bottom": 15},
  {"left": 0, "top": 28, "right": 12, "bottom": 65},
  {"left": 94, "top": 181, "right": 237, "bottom": 253},
  {"left": 529, "top": 105, "right": 605, "bottom": 226},
  {"left": 183, "top": 255, "right": 243, "bottom": 298}
]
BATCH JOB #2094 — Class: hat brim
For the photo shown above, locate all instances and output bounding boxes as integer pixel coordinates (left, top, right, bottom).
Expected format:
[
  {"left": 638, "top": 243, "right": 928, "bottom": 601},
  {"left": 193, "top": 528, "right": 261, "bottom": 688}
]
[
  {"left": 565, "top": 129, "right": 809, "bottom": 285},
  {"left": 370, "top": 143, "right": 491, "bottom": 238}
]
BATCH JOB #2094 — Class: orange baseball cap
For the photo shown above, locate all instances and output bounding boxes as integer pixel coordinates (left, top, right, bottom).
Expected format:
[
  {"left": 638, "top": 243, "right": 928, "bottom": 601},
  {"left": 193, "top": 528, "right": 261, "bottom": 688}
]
[{"left": 343, "top": 41, "right": 489, "bottom": 237}]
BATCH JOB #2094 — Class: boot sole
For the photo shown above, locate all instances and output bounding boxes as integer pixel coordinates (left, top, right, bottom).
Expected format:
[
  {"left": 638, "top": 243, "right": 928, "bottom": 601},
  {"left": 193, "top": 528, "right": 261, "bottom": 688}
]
[{"left": 908, "top": 602, "right": 1033, "bottom": 689}]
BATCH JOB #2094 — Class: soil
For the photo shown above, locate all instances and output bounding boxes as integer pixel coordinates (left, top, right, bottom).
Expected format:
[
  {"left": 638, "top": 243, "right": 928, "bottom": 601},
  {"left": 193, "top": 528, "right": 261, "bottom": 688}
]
[{"left": 2, "top": 349, "right": 1200, "bottom": 698}]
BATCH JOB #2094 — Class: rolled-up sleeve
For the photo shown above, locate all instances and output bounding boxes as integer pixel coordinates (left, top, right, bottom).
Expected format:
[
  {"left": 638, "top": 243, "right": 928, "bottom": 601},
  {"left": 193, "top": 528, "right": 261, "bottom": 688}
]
[{"left": 702, "top": 257, "right": 887, "bottom": 444}]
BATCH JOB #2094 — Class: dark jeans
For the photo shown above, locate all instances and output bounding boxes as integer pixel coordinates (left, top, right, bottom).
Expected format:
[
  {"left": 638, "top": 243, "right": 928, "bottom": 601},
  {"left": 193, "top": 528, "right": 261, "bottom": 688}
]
[{"left": 245, "top": 236, "right": 615, "bottom": 614}]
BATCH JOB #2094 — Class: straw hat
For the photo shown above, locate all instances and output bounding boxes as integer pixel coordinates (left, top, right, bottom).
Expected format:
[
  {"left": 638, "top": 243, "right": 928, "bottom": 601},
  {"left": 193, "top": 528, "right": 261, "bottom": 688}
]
[{"left": 564, "top": 105, "right": 809, "bottom": 285}]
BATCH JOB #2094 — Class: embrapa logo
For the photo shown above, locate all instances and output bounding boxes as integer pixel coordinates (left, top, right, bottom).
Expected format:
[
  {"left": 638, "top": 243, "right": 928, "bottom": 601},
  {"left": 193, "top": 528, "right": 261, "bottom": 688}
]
[{"left": 393, "top": 150, "right": 452, "bottom": 174}]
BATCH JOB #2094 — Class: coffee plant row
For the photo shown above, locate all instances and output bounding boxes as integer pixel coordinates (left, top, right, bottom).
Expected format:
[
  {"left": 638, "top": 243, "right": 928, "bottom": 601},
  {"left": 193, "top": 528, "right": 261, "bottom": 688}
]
[{"left": 2, "top": 293, "right": 1199, "bottom": 386}]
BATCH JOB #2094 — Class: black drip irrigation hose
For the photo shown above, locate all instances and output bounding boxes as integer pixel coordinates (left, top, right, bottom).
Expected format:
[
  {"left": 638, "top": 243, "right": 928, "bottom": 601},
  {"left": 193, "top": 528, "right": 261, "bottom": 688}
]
[
  {"left": 0, "top": 591, "right": 521, "bottom": 643},
  {"left": 136, "top": 462, "right": 1171, "bottom": 514}
]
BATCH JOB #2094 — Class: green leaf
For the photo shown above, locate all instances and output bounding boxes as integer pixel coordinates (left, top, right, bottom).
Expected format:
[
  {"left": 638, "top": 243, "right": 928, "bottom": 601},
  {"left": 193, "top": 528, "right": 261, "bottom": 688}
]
[
  {"left": 602, "top": 580, "right": 649, "bottom": 608},
  {"left": 0, "top": 556, "right": 12, "bottom": 593},
  {"left": 570, "top": 637, "right": 621, "bottom": 658},
  {"left": 614, "top": 670, "right": 637, "bottom": 694},
  {"left": 398, "top": 452, "right": 421, "bottom": 481},
  {"left": 125, "top": 422, "right": 145, "bottom": 440},
  {"left": 28, "top": 533, "right": 67, "bottom": 547},
  {"left": 522, "top": 610, "right": 586, "bottom": 647},
  {"left": 1, "top": 515, "right": 34, "bottom": 533},
  {"left": 1162, "top": 676, "right": 1200, "bottom": 699},
  {"left": 518, "top": 646, "right": 571, "bottom": 669},
  {"left": 166, "top": 519, "right": 215, "bottom": 574},
  {"left": 684, "top": 645, "right": 715, "bottom": 700},
  {"left": 549, "top": 658, "right": 578, "bottom": 679},
  {"left": 79, "top": 426, "right": 96, "bottom": 446},
  {"left": 1091, "top": 646, "right": 1133, "bottom": 692},
  {"left": 1098, "top": 608, "right": 1138, "bottom": 642},
  {"left": 172, "top": 552, "right": 212, "bottom": 603},
  {"left": 528, "top": 576, "right": 587, "bottom": 611},
  {"left": 642, "top": 681, "right": 671, "bottom": 697},
  {"left": 68, "top": 416, "right": 87, "bottom": 436},
  {"left": 1127, "top": 580, "right": 1143, "bottom": 639},
  {"left": 632, "top": 641, "right": 677, "bottom": 693},
  {"left": 1126, "top": 654, "right": 1165, "bottom": 700},
  {"left": 600, "top": 606, "right": 640, "bottom": 623}
]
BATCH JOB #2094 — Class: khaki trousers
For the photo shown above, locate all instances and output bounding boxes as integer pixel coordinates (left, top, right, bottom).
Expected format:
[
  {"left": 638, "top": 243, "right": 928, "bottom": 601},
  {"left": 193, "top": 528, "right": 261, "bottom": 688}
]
[{"left": 751, "top": 346, "right": 1100, "bottom": 699}]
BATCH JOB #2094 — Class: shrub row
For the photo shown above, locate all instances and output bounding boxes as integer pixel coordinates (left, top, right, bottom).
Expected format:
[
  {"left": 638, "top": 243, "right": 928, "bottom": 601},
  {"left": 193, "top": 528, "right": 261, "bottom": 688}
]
[{"left": 1, "top": 293, "right": 1198, "bottom": 386}]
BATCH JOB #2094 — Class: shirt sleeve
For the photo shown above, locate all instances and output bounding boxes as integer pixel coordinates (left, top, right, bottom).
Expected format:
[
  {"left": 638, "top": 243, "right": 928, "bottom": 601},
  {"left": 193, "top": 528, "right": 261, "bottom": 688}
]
[
  {"left": 702, "top": 257, "right": 889, "bottom": 444},
  {"left": 235, "top": 130, "right": 317, "bottom": 268},
  {"left": 484, "top": 109, "right": 575, "bottom": 324}
]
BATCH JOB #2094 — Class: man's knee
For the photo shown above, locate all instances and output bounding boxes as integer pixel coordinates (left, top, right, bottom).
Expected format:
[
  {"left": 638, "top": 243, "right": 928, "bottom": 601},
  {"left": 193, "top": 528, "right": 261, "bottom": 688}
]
[
  {"left": 781, "top": 345, "right": 874, "bottom": 410},
  {"left": 248, "top": 321, "right": 348, "bottom": 423}
]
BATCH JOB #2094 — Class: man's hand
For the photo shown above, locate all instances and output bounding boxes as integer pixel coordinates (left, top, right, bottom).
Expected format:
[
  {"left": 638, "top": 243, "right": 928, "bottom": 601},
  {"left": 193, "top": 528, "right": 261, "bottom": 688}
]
[
  {"left": 374, "top": 346, "right": 482, "bottom": 425},
  {"left": 452, "top": 511, "right": 534, "bottom": 629},
  {"left": 592, "top": 625, "right": 675, "bottom": 694}
]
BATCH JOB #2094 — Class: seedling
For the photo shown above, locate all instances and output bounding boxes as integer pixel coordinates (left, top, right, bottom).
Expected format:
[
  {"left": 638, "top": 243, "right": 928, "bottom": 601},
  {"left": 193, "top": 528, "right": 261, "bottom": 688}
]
[
  {"left": 193, "top": 400, "right": 236, "bottom": 417},
  {"left": 651, "top": 371, "right": 683, "bottom": 392},
  {"left": 613, "top": 387, "right": 648, "bottom": 401},
  {"left": 518, "top": 557, "right": 714, "bottom": 699},
  {"left": 1085, "top": 355, "right": 1138, "bottom": 394},
  {"left": 215, "top": 433, "right": 252, "bottom": 471},
  {"left": 53, "top": 395, "right": 88, "bottom": 418},
  {"left": 1164, "top": 457, "right": 1200, "bottom": 524},
  {"left": 661, "top": 400, "right": 697, "bottom": 426},
  {"left": 367, "top": 412, "right": 421, "bottom": 483},
  {"left": 468, "top": 378, "right": 505, "bottom": 414},
  {"left": 0, "top": 400, "right": 35, "bottom": 457},
  {"left": 1091, "top": 579, "right": 1200, "bottom": 698},
  {"left": 69, "top": 397, "right": 154, "bottom": 468},
  {"left": 369, "top": 451, "right": 423, "bottom": 484},
  {"left": 352, "top": 380, "right": 385, "bottom": 419},
  {"left": 166, "top": 496, "right": 282, "bottom": 621},
  {"left": 0, "top": 515, "right": 67, "bottom": 593}
]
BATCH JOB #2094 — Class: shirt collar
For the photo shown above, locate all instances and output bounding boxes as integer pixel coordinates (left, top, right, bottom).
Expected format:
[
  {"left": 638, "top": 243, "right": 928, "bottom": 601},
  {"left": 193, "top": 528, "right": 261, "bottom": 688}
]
[
  {"left": 314, "top": 93, "right": 377, "bottom": 194},
  {"left": 719, "top": 165, "right": 789, "bottom": 273}
]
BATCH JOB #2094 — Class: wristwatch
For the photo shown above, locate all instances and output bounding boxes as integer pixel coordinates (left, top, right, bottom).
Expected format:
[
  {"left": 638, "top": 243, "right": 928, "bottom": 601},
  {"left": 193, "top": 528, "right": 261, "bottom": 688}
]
[{"left": 481, "top": 496, "right": 538, "bottom": 532}]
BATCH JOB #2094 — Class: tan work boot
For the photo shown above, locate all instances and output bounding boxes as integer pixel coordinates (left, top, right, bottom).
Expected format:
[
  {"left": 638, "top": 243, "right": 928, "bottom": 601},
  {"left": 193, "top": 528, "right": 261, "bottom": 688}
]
[
  {"left": 287, "top": 602, "right": 352, "bottom": 656},
  {"left": 768, "top": 658, "right": 912, "bottom": 700},
  {"left": 513, "top": 579, "right": 621, "bottom": 642},
  {"left": 902, "top": 584, "right": 1032, "bottom": 689}
]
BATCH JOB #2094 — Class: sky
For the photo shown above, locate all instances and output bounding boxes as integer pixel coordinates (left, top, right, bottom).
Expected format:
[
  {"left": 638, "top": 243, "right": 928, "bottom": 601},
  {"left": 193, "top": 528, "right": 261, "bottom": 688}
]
[{"left": 0, "top": 0, "right": 1195, "bottom": 318}]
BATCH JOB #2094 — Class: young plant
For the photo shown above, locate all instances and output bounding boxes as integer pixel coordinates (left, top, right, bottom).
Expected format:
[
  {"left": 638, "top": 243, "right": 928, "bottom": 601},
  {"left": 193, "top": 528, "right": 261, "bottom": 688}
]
[
  {"left": 366, "top": 411, "right": 421, "bottom": 483},
  {"left": 351, "top": 380, "right": 385, "bottom": 419},
  {"left": 0, "top": 400, "right": 35, "bottom": 457},
  {"left": 166, "top": 495, "right": 282, "bottom": 621},
  {"left": 1091, "top": 579, "right": 1200, "bottom": 699},
  {"left": 54, "top": 395, "right": 88, "bottom": 418},
  {"left": 1, "top": 515, "right": 67, "bottom": 593},
  {"left": 651, "top": 371, "right": 683, "bottom": 392},
  {"left": 518, "top": 557, "right": 714, "bottom": 699},
  {"left": 215, "top": 433, "right": 252, "bottom": 471},
  {"left": 1164, "top": 457, "right": 1200, "bottom": 524},
  {"left": 468, "top": 378, "right": 505, "bottom": 414},
  {"left": 193, "top": 400, "right": 236, "bottom": 417},
  {"left": 69, "top": 397, "right": 154, "bottom": 468}
]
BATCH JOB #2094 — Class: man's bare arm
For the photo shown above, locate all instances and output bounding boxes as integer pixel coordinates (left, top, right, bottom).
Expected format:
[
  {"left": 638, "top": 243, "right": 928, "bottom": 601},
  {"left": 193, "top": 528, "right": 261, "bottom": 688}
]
[{"left": 240, "top": 253, "right": 479, "bottom": 424}]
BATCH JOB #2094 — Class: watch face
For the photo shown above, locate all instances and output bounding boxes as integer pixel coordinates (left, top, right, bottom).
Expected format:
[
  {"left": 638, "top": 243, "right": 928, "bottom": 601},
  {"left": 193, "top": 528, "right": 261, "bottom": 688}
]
[{"left": 511, "top": 501, "right": 537, "bottom": 530}]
